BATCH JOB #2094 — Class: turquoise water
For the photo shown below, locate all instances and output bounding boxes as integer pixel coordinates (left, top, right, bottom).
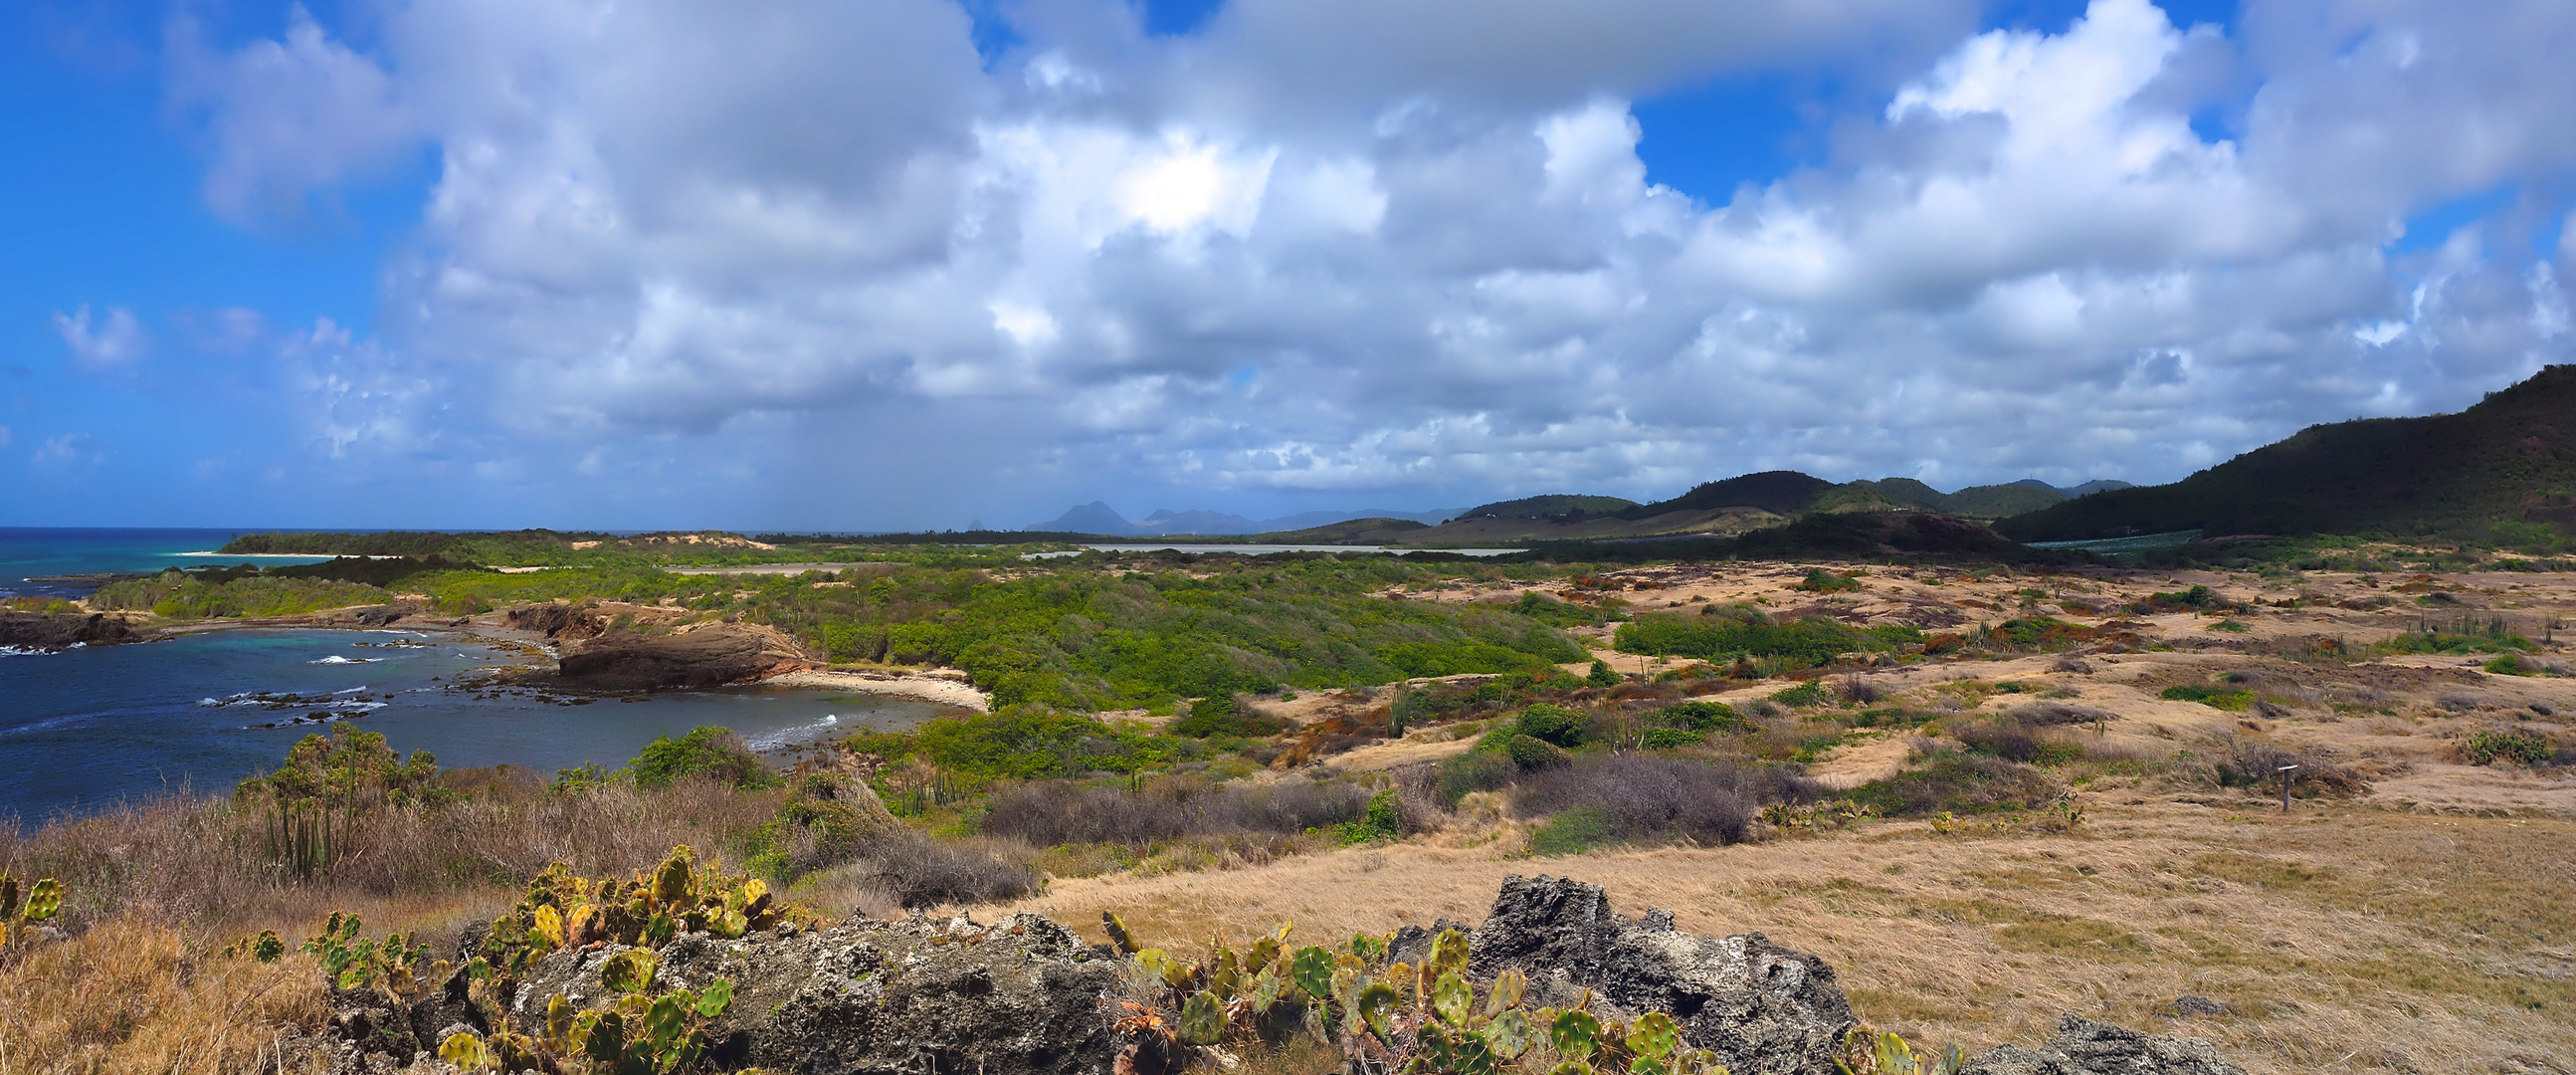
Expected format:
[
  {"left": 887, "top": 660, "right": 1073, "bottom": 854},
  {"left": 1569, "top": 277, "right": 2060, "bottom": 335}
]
[
  {"left": 0, "top": 527, "right": 337, "bottom": 598},
  {"left": 0, "top": 530, "right": 953, "bottom": 822}
]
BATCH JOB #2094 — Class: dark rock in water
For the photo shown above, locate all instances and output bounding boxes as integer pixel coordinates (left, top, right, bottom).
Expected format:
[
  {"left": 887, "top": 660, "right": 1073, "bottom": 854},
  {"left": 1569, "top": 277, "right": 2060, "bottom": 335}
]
[
  {"left": 0, "top": 611, "right": 155, "bottom": 651},
  {"left": 1962, "top": 1013, "right": 2248, "bottom": 1075},
  {"left": 1466, "top": 875, "right": 1856, "bottom": 1075},
  {"left": 504, "top": 914, "right": 1119, "bottom": 1075},
  {"left": 551, "top": 625, "right": 813, "bottom": 691}
]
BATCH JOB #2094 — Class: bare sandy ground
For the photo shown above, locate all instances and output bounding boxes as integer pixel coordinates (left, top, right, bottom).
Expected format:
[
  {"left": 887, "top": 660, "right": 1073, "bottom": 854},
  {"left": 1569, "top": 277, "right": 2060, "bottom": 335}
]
[{"left": 766, "top": 668, "right": 992, "bottom": 711}]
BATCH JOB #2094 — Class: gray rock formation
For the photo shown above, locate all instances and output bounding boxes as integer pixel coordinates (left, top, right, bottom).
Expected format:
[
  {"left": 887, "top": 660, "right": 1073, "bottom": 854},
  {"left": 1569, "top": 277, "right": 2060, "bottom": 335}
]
[
  {"left": 309, "top": 876, "right": 2246, "bottom": 1075},
  {"left": 1961, "top": 1014, "right": 2247, "bottom": 1075},
  {"left": 1465, "top": 875, "right": 1857, "bottom": 1075},
  {"left": 504, "top": 913, "right": 1119, "bottom": 1075}
]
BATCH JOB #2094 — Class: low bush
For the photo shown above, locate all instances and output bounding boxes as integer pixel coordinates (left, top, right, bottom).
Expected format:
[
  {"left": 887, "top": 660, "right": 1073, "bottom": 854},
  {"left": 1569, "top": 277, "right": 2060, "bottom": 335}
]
[
  {"left": 1769, "top": 680, "right": 1832, "bottom": 708},
  {"left": 2160, "top": 685, "right": 2255, "bottom": 711},
  {"left": 978, "top": 775, "right": 1369, "bottom": 846},
  {"left": 1655, "top": 701, "right": 1748, "bottom": 732},
  {"left": 2003, "top": 702, "right": 2116, "bottom": 727},
  {"left": 1171, "top": 694, "right": 1283, "bottom": 738},
  {"left": 1433, "top": 750, "right": 1517, "bottom": 806},
  {"left": 1509, "top": 754, "right": 1813, "bottom": 848},
  {"left": 1845, "top": 753, "right": 2061, "bottom": 817},
  {"left": 1502, "top": 733, "right": 1574, "bottom": 768},
  {"left": 2208, "top": 739, "right": 2369, "bottom": 797},
  {"left": 1513, "top": 704, "right": 1586, "bottom": 748},
  {"left": 2459, "top": 731, "right": 2552, "bottom": 766},
  {"left": 1794, "top": 568, "right": 1861, "bottom": 593},
  {"left": 630, "top": 727, "right": 777, "bottom": 789}
]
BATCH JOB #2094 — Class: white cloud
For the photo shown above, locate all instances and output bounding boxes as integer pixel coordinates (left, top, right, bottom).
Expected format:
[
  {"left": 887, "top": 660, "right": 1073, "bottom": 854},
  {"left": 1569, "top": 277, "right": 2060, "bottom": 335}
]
[
  {"left": 154, "top": 0, "right": 2576, "bottom": 522},
  {"left": 30, "top": 433, "right": 97, "bottom": 469},
  {"left": 52, "top": 306, "right": 151, "bottom": 368}
]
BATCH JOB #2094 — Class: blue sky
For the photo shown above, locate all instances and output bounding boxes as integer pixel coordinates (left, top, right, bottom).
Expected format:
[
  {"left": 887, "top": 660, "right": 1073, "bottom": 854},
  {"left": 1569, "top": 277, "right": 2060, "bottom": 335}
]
[{"left": 5, "top": 0, "right": 2572, "bottom": 530}]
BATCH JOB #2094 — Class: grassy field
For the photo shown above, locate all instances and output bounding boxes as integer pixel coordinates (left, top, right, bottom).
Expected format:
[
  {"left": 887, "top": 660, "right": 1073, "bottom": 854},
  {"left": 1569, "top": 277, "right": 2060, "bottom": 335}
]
[{"left": 994, "top": 801, "right": 2574, "bottom": 1074}]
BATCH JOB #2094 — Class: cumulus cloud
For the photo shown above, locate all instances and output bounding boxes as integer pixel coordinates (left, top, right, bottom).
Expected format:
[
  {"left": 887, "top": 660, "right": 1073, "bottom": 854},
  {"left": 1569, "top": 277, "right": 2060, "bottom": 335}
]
[
  {"left": 52, "top": 305, "right": 151, "bottom": 368},
  {"left": 160, "top": 0, "right": 2576, "bottom": 521}
]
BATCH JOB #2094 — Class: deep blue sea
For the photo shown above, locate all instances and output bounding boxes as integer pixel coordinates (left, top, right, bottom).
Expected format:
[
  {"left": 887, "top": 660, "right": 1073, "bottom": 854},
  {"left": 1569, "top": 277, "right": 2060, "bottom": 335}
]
[{"left": 0, "top": 529, "right": 948, "bottom": 823}]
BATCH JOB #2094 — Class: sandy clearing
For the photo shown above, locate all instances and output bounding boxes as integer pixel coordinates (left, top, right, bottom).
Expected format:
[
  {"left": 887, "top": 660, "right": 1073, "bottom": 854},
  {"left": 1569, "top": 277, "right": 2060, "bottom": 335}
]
[{"left": 764, "top": 669, "right": 992, "bottom": 711}]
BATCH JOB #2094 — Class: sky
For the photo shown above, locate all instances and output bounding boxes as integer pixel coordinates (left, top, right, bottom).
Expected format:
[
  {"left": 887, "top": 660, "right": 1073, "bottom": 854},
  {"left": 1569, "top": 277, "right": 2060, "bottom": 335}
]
[{"left": 3, "top": 0, "right": 2572, "bottom": 532}]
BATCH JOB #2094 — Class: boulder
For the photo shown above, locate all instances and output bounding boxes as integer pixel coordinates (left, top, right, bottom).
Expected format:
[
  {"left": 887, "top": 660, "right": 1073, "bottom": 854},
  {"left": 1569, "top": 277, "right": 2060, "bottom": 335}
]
[
  {"left": 504, "top": 913, "right": 1120, "bottom": 1075},
  {"left": 1961, "top": 1014, "right": 2248, "bottom": 1075},
  {"left": 1466, "top": 875, "right": 1857, "bottom": 1075},
  {"left": 0, "top": 611, "right": 155, "bottom": 651},
  {"left": 551, "top": 624, "right": 813, "bottom": 691}
]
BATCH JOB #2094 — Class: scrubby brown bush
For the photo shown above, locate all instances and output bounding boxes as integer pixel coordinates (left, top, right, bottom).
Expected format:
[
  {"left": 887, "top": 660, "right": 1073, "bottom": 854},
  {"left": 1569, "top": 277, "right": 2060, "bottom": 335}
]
[
  {"left": 1846, "top": 753, "right": 2061, "bottom": 817},
  {"left": 1508, "top": 754, "right": 1816, "bottom": 847},
  {"left": 2209, "top": 738, "right": 2369, "bottom": 798},
  {"left": 979, "top": 775, "right": 1368, "bottom": 846}
]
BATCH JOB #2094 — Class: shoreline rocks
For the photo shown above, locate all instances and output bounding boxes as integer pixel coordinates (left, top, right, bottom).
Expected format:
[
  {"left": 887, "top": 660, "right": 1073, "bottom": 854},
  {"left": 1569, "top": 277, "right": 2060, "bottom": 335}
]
[
  {"left": 550, "top": 624, "right": 815, "bottom": 692},
  {"left": 0, "top": 611, "right": 157, "bottom": 651}
]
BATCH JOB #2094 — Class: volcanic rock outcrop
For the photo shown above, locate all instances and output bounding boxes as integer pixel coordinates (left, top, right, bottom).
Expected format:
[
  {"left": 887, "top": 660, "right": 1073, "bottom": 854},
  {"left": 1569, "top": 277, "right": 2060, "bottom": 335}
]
[
  {"left": 0, "top": 611, "right": 156, "bottom": 651},
  {"left": 315, "top": 877, "right": 2246, "bottom": 1075},
  {"left": 549, "top": 623, "right": 814, "bottom": 691}
]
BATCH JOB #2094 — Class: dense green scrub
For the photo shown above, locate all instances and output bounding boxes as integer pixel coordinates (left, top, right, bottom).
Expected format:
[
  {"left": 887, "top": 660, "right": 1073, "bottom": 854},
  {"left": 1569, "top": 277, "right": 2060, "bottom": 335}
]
[
  {"left": 95, "top": 552, "right": 1586, "bottom": 713},
  {"left": 1610, "top": 609, "right": 1921, "bottom": 666}
]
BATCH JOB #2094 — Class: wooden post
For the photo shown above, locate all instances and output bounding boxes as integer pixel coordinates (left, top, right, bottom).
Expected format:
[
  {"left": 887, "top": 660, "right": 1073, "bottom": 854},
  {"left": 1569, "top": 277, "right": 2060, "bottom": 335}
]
[{"left": 2279, "top": 763, "right": 2299, "bottom": 813}]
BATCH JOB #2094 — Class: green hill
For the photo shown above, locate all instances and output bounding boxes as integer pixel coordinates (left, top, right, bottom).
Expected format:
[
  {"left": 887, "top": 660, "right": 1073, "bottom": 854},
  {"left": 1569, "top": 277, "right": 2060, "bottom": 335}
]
[
  {"left": 1997, "top": 364, "right": 2576, "bottom": 541},
  {"left": 1619, "top": 471, "right": 1835, "bottom": 518},
  {"left": 1454, "top": 494, "right": 1641, "bottom": 522}
]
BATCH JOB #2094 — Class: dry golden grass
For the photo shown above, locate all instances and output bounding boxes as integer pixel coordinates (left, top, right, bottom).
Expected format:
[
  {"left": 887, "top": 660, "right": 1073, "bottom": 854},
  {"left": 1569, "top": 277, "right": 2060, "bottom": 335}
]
[
  {"left": 0, "top": 917, "right": 331, "bottom": 1075},
  {"left": 986, "top": 799, "right": 2576, "bottom": 1075}
]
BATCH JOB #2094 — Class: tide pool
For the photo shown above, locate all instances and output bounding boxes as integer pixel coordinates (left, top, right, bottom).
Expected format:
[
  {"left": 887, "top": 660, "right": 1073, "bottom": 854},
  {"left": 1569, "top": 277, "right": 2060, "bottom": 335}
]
[{"left": 0, "top": 627, "right": 949, "bottom": 823}]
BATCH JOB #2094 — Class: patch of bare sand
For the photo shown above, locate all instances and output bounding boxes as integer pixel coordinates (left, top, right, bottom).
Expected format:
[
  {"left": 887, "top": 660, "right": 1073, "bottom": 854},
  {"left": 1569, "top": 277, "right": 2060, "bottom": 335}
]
[
  {"left": 1325, "top": 733, "right": 1482, "bottom": 772},
  {"left": 765, "top": 669, "right": 991, "bottom": 712},
  {"left": 985, "top": 802, "right": 2576, "bottom": 1075},
  {"left": 1807, "top": 731, "right": 1916, "bottom": 788}
]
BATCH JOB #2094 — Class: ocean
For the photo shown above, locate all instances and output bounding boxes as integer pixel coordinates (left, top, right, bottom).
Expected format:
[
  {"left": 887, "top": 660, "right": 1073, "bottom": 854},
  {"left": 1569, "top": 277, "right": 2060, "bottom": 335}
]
[{"left": 0, "top": 529, "right": 949, "bottom": 823}]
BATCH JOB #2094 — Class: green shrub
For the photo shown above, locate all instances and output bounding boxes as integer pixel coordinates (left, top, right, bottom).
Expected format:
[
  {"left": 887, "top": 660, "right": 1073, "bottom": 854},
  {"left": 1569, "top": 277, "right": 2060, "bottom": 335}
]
[
  {"left": 1612, "top": 612, "right": 1867, "bottom": 665},
  {"left": 1435, "top": 750, "right": 1517, "bottom": 806},
  {"left": 1656, "top": 701, "right": 1747, "bottom": 732},
  {"left": 2159, "top": 685, "right": 2254, "bottom": 711},
  {"left": 1640, "top": 728, "right": 1706, "bottom": 750},
  {"left": 629, "top": 727, "right": 777, "bottom": 789},
  {"left": 1793, "top": 568, "right": 1861, "bottom": 593},
  {"left": 2483, "top": 655, "right": 2536, "bottom": 676},
  {"left": 2207, "top": 620, "right": 2251, "bottom": 633},
  {"left": 1769, "top": 681, "right": 1832, "bottom": 708},
  {"left": 1513, "top": 704, "right": 1585, "bottom": 748},
  {"left": 1340, "top": 790, "right": 1403, "bottom": 844},
  {"left": 1503, "top": 734, "right": 1573, "bottom": 769},
  {"left": 847, "top": 706, "right": 1199, "bottom": 779},
  {"left": 1172, "top": 694, "right": 1282, "bottom": 738},
  {"left": 1586, "top": 660, "right": 1621, "bottom": 687},
  {"left": 2461, "top": 731, "right": 2551, "bottom": 766},
  {"left": 1509, "top": 591, "right": 1596, "bottom": 627}
]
